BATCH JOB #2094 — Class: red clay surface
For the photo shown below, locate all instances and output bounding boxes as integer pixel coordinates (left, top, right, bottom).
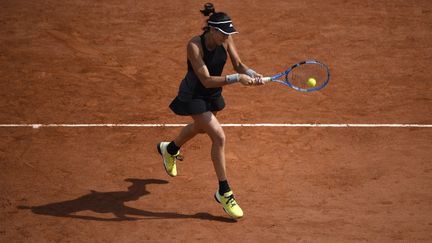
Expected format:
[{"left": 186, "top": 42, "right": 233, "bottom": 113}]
[{"left": 1, "top": 0, "right": 432, "bottom": 242}]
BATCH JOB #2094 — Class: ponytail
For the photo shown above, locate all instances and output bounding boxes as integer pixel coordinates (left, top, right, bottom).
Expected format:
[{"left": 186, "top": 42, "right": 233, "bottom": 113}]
[
  {"left": 201, "top": 3, "right": 215, "bottom": 32},
  {"left": 200, "top": 3, "right": 215, "bottom": 16}
]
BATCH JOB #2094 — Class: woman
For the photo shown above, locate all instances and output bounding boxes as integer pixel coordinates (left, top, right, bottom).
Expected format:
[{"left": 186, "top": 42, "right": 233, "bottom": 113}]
[{"left": 157, "top": 3, "right": 263, "bottom": 219}]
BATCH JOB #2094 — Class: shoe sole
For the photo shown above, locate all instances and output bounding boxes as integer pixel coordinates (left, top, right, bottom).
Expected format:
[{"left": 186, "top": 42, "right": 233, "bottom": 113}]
[
  {"left": 157, "top": 142, "right": 175, "bottom": 177},
  {"left": 214, "top": 193, "right": 243, "bottom": 219},
  {"left": 156, "top": 142, "right": 162, "bottom": 155}
]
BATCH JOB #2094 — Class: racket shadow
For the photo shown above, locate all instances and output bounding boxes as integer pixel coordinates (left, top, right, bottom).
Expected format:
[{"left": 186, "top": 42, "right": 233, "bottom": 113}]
[{"left": 17, "top": 178, "right": 235, "bottom": 223}]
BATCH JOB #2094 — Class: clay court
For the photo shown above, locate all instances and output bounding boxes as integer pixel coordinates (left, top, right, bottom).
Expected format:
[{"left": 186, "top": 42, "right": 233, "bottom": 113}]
[{"left": 1, "top": 0, "right": 432, "bottom": 242}]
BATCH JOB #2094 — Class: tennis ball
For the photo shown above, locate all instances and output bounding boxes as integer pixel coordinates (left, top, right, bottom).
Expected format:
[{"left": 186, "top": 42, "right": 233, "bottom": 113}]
[{"left": 307, "top": 77, "right": 317, "bottom": 87}]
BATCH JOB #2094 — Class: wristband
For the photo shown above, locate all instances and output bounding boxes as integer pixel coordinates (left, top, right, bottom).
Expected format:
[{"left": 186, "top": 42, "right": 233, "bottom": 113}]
[
  {"left": 245, "top": 68, "right": 256, "bottom": 77},
  {"left": 225, "top": 73, "right": 240, "bottom": 84}
]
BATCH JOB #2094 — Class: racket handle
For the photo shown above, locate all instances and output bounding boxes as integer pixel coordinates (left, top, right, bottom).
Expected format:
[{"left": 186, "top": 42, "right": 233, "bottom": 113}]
[{"left": 262, "top": 77, "right": 272, "bottom": 83}]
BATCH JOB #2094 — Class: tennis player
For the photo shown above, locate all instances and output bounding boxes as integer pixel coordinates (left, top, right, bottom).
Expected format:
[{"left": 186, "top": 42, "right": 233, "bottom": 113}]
[{"left": 157, "top": 3, "right": 263, "bottom": 219}]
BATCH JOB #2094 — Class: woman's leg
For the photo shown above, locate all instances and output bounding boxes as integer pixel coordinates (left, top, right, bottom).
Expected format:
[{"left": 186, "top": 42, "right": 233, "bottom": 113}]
[
  {"left": 191, "top": 111, "right": 243, "bottom": 218},
  {"left": 159, "top": 112, "right": 216, "bottom": 177},
  {"left": 170, "top": 111, "right": 228, "bottom": 181},
  {"left": 173, "top": 123, "right": 204, "bottom": 147},
  {"left": 173, "top": 111, "right": 218, "bottom": 147},
  {"left": 191, "top": 111, "right": 227, "bottom": 181}
]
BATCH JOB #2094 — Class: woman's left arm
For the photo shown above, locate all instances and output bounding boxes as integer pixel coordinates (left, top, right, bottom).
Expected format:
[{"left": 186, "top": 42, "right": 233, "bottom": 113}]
[{"left": 226, "top": 36, "right": 263, "bottom": 82}]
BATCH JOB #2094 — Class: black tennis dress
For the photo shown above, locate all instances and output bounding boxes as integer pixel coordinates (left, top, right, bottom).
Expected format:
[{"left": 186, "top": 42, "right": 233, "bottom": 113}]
[{"left": 169, "top": 33, "right": 227, "bottom": 116}]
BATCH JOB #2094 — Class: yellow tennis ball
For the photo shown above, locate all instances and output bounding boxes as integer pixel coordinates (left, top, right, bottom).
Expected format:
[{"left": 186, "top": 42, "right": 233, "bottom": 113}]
[{"left": 307, "top": 77, "right": 317, "bottom": 87}]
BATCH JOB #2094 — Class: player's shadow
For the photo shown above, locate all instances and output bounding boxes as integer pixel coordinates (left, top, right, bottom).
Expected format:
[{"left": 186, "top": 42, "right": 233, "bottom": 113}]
[{"left": 17, "top": 178, "right": 234, "bottom": 223}]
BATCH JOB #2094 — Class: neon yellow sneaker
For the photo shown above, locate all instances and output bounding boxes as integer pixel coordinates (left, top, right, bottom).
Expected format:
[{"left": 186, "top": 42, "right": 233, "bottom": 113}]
[
  {"left": 214, "top": 190, "right": 244, "bottom": 219},
  {"left": 157, "top": 142, "right": 183, "bottom": 177}
]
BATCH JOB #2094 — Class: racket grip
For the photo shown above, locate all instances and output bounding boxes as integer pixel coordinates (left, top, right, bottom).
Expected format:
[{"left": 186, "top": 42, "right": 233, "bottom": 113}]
[{"left": 262, "top": 77, "right": 272, "bottom": 83}]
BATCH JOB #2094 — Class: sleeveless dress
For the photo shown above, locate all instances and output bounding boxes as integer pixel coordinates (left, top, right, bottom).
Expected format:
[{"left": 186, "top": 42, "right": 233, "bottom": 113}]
[{"left": 169, "top": 32, "right": 227, "bottom": 116}]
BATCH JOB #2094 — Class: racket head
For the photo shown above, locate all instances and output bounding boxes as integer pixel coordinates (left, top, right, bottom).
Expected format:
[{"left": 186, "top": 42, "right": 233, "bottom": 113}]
[{"left": 272, "top": 60, "right": 330, "bottom": 92}]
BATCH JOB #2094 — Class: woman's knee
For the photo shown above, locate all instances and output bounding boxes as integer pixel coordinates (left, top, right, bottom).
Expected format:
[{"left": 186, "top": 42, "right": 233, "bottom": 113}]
[
  {"left": 210, "top": 129, "right": 226, "bottom": 146},
  {"left": 192, "top": 111, "right": 225, "bottom": 143}
]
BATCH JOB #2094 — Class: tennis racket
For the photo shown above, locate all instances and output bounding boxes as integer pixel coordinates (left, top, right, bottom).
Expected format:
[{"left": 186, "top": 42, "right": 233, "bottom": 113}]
[{"left": 262, "top": 60, "right": 330, "bottom": 92}]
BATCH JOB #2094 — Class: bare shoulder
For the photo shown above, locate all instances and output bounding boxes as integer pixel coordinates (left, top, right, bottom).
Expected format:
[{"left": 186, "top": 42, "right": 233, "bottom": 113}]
[
  {"left": 224, "top": 35, "right": 235, "bottom": 49},
  {"left": 190, "top": 35, "right": 201, "bottom": 44},
  {"left": 187, "top": 36, "right": 203, "bottom": 56},
  {"left": 188, "top": 36, "right": 202, "bottom": 49}
]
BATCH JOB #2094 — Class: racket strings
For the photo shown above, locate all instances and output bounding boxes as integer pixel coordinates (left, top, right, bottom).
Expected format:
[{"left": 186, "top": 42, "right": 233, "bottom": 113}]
[{"left": 287, "top": 63, "right": 328, "bottom": 89}]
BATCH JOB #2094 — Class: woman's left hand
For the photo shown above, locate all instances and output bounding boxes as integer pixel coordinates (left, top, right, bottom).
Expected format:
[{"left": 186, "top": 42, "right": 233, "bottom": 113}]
[{"left": 252, "top": 73, "right": 264, "bottom": 85}]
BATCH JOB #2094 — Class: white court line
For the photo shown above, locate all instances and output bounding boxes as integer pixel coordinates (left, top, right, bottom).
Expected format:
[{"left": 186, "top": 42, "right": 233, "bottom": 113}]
[{"left": 0, "top": 123, "right": 431, "bottom": 128}]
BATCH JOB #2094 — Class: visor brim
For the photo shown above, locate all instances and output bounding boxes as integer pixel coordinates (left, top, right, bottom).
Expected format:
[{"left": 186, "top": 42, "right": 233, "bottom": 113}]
[{"left": 213, "top": 26, "right": 238, "bottom": 35}]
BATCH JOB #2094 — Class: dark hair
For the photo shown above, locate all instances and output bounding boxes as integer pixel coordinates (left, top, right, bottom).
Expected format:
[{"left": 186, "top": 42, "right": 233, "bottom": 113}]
[
  {"left": 200, "top": 3, "right": 231, "bottom": 32},
  {"left": 200, "top": 2, "right": 215, "bottom": 16}
]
